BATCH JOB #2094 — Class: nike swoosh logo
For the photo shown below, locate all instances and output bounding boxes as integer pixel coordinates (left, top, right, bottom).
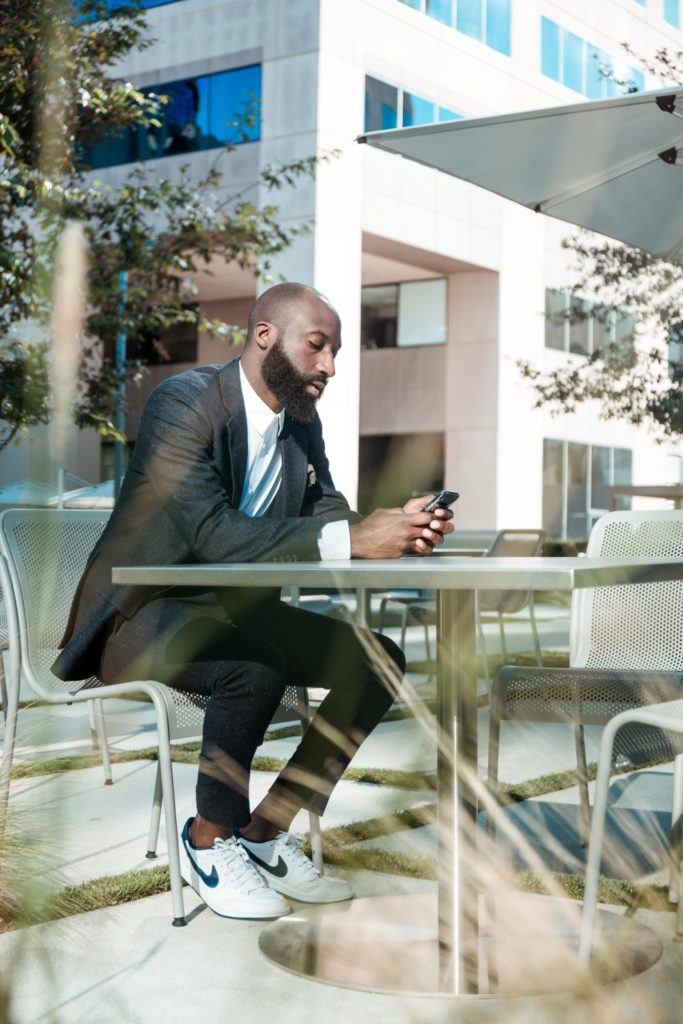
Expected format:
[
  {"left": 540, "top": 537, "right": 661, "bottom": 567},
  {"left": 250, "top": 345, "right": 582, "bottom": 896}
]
[
  {"left": 246, "top": 850, "right": 288, "bottom": 878},
  {"left": 183, "top": 841, "right": 220, "bottom": 888}
]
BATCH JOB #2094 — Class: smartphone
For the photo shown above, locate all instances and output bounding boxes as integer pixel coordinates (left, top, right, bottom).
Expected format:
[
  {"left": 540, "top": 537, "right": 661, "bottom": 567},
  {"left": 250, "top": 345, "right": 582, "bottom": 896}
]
[{"left": 421, "top": 490, "right": 460, "bottom": 512}]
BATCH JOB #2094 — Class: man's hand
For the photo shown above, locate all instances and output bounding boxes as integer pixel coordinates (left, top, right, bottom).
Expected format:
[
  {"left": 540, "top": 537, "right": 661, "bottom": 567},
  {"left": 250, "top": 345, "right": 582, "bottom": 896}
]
[{"left": 349, "top": 495, "right": 455, "bottom": 559}]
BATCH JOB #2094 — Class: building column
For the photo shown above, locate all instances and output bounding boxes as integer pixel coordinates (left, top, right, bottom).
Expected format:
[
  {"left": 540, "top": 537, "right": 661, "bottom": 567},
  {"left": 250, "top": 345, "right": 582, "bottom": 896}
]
[{"left": 445, "top": 271, "right": 500, "bottom": 530}]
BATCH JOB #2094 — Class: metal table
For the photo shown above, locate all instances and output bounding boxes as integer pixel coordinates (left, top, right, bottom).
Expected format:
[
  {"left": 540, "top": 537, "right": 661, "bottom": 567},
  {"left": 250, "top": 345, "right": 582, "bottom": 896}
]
[{"left": 113, "top": 555, "right": 683, "bottom": 996}]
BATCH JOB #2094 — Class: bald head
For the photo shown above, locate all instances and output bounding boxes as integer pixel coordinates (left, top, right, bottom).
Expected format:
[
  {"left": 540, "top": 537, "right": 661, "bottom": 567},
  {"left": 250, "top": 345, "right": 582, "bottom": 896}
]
[
  {"left": 246, "top": 283, "right": 339, "bottom": 343},
  {"left": 240, "top": 282, "right": 342, "bottom": 420}
]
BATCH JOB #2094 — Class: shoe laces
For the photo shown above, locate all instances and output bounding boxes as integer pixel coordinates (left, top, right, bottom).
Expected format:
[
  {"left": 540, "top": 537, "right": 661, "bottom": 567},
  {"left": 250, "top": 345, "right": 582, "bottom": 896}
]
[
  {"left": 213, "top": 836, "right": 267, "bottom": 893},
  {"left": 278, "top": 832, "right": 319, "bottom": 881}
]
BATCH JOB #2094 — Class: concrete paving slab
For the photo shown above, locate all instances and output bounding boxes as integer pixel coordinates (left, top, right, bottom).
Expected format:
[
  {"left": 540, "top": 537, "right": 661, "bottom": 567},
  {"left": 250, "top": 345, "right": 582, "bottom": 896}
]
[
  {"left": 0, "top": 881, "right": 681, "bottom": 1024},
  {"left": 4, "top": 693, "right": 605, "bottom": 788},
  {"left": 8, "top": 760, "right": 434, "bottom": 887}
]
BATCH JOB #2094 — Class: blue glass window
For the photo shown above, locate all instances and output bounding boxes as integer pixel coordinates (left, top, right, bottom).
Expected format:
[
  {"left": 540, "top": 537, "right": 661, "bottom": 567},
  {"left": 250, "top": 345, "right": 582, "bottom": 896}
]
[
  {"left": 457, "top": 0, "right": 483, "bottom": 39},
  {"left": 486, "top": 0, "right": 510, "bottom": 54},
  {"left": 365, "top": 75, "right": 462, "bottom": 132},
  {"left": 365, "top": 77, "right": 398, "bottom": 131},
  {"left": 563, "top": 32, "right": 584, "bottom": 93},
  {"left": 397, "top": 0, "right": 510, "bottom": 56},
  {"left": 665, "top": 0, "right": 680, "bottom": 26},
  {"left": 541, "top": 19, "right": 643, "bottom": 98},
  {"left": 426, "top": 0, "right": 452, "bottom": 23},
  {"left": 629, "top": 67, "right": 645, "bottom": 91},
  {"left": 403, "top": 92, "right": 436, "bottom": 126},
  {"left": 105, "top": 0, "right": 180, "bottom": 9},
  {"left": 438, "top": 105, "right": 463, "bottom": 122},
  {"left": 84, "top": 64, "right": 261, "bottom": 169},
  {"left": 586, "top": 48, "right": 606, "bottom": 99},
  {"left": 541, "top": 17, "right": 560, "bottom": 80}
]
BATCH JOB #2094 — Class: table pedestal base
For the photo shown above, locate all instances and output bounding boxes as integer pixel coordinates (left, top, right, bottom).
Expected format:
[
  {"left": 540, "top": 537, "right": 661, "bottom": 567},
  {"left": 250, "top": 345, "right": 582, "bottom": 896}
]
[{"left": 258, "top": 893, "right": 662, "bottom": 997}]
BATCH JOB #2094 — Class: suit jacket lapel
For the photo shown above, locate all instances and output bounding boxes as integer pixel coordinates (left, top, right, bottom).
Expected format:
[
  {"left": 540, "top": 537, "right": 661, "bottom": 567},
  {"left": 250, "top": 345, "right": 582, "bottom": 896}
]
[
  {"left": 218, "top": 359, "right": 308, "bottom": 515},
  {"left": 219, "top": 360, "right": 249, "bottom": 504}
]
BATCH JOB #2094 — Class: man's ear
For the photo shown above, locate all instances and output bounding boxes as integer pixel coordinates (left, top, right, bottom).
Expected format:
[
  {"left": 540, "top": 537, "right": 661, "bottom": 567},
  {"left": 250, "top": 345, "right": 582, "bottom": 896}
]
[{"left": 253, "top": 320, "right": 278, "bottom": 352}]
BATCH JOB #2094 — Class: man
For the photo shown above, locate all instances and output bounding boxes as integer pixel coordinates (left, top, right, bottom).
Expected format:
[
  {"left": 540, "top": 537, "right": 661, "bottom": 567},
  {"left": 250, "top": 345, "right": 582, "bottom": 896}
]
[{"left": 54, "top": 283, "right": 454, "bottom": 920}]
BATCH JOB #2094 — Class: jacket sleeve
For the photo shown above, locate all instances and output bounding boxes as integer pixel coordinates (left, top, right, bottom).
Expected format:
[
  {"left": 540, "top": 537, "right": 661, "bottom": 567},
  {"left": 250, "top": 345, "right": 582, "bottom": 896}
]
[{"left": 132, "top": 377, "right": 358, "bottom": 563}]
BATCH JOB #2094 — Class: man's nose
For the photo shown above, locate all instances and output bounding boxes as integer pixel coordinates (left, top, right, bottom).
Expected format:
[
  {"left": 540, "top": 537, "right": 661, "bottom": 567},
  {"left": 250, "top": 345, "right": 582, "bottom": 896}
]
[{"left": 318, "top": 348, "right": 336, "bottom": 378}]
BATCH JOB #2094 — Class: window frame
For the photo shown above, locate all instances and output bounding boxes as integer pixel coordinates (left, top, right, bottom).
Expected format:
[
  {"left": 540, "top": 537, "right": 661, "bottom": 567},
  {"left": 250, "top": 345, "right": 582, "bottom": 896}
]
[
  {"left": 396, "top": 0, "right": 512, "bottom": 57},
  {"left": 540, "top": 17, "right": 644, "bottom": 97},
  {"left": 543, "top": 438, "right": 633, "bottom": 540},
  {"left": 544, "top": 288, "right": 635, "bottom": 359},
  {"left": 364, "top": 74, "right": 462, "bottom": 133},
  {"left": 361, "top": 277, "right": 448, "bottom": 350}
]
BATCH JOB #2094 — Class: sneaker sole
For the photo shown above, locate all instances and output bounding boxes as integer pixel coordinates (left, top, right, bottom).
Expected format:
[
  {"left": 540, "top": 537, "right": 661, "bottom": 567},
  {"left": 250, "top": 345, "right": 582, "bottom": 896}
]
[{"left": 256, "top": 873, "right": 353, "bottom": 904}]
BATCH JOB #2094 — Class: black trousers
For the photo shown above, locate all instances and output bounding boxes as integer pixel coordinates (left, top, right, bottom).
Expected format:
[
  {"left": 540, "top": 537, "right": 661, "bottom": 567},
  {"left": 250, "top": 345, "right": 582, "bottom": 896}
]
[{"left": 99, "top": 594, "right": 404, "bottom": 829}]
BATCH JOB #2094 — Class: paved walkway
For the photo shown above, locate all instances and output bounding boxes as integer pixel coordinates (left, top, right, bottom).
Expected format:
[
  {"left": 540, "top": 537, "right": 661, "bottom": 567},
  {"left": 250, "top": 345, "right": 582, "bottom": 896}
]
[{"left": 2, "top": 614, "right": 683, "bottom": 1022}]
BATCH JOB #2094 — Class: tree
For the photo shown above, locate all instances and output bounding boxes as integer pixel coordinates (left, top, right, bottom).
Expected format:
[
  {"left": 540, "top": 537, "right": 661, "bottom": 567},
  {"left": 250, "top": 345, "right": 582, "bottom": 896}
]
[
  {"left": 0, "top": 0, "right": 321, "bottom": 451},
  {"left": 519, "top": 47, "right": 683, "bottom": 439}
]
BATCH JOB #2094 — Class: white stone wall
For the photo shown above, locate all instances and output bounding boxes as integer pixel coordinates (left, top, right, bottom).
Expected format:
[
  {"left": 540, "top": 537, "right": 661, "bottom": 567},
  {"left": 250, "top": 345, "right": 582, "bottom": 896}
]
[{"left": 4, "top": 0, "right": 682, "bottom": 527}]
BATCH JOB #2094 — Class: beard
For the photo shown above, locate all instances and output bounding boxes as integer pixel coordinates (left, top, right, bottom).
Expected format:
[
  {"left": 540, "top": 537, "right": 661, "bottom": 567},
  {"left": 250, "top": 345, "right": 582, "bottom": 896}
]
[{"left": 261, "top": 339, "right": 326, "bottom": 422}]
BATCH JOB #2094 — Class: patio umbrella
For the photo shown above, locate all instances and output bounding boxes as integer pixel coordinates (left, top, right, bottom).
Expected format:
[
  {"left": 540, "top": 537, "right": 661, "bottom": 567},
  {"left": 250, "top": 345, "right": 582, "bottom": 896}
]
[{"left": 359, "top": 85, "right": 683, "bottom": 260}]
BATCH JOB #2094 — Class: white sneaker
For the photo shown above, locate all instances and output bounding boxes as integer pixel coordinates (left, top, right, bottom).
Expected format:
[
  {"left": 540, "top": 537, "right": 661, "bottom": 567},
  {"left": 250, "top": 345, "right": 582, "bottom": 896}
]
[
  {"left": 238, "top": 831, "right": 353, "bottom": 904},
  {"left": 179, "top": 818, "right": 290, "bottom": 919}
]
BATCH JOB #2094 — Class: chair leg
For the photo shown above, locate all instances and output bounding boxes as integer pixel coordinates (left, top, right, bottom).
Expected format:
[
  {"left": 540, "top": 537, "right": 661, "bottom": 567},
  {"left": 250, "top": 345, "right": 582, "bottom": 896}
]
[
  {"left": 578, "top": 721, "right": 618, "bottom": 970},
  {"left": 477, "top": 602, "right": 491, "bottom": 696},
  {"left": 0, "top": 652, "right": 7, "bottom": 723},
  {"left": 423, "top": 621, "right": 432, "bottom": 665},
  {"left": 0, "top": 662, "right": 19, "bottom": 835},
  {"left": 399, "top": 607, "right": 409, "bottom": 652},
  {"left": 91, "top": 699, "right": 113, "bottom": 785},
  {"left": 486, "top": 684, "right": 502, "bottom": 839},
  {"left": 146, "top": 760, "right": 163, "bottom": 859},
  {"left": 670, "top": 753, "right": 683, "bottom": 903},
  {"left": 574, "top": 724, "right": 592, "bottom": 847},
  {"left": 529, "top": 597, "right": 543, "bottom": 668},
  {"left": 497, "top": 612, "right": 508, "bottom": 663},
  {"left": 147, "top": 689, "right": 185, "bottom": 926},
  {"left": 378, "top": 597, "right": 389, "bottom": 633}
]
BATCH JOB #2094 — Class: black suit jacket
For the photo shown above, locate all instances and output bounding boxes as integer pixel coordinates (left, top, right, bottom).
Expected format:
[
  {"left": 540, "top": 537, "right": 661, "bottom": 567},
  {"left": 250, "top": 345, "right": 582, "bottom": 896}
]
[{"left": 53, "top": 359, "right": 360, "bottom": 682}]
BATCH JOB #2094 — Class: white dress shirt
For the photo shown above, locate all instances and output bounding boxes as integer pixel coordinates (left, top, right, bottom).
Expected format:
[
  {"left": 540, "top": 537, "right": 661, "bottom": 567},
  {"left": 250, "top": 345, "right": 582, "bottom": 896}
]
[{"left": 238, "top": 362, "right": 350, "bottom": 558}]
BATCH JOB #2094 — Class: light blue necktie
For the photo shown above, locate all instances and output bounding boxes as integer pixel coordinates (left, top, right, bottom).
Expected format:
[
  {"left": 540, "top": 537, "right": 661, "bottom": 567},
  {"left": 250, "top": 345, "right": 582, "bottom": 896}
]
[{"left": 239, "top": 417, "right": 281, "bottom": 517}]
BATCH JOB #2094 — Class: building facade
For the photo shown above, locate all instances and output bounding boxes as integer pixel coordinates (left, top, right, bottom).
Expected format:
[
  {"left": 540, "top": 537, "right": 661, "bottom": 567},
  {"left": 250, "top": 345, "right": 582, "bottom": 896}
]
[{"left": 5, "top": 0, "right": 683, "bottom": 537}]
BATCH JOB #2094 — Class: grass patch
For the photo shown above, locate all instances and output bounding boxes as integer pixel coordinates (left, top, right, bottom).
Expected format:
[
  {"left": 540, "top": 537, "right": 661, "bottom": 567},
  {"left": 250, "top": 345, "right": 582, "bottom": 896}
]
[
  {"left": 515, "top": 870, "right": 673, "bottom": 912},
  {"left": 9, "top": 741, "right": 203, "bottom": 781},
  {"left": 322, "top": 844, "right": 437, "bottom": 879},
  {"left": 250, "top": 756, "right": 436, "bottom": 790},
  {"left": 0, "top": 864, "right": 171, "bottom": 932},
  {"left": 500, "top": 764, "right": 598, "bottom": 803},
  {"left": 319, "top": 804, "right": 437, "bottom": 848}
]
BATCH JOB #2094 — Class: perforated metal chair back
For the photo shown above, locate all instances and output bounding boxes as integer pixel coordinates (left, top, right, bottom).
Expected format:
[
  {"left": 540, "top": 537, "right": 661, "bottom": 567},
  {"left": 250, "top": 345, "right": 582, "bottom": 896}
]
[
  {"left": 570, "top": 510, "right": 683, "bottom": 671},
  {"left": 0, "top": 508, "right": 110, "bottom": 696},
  {"left": 0, "top": 508, "right": 309, "bottom": 739},
  {"left": 478, "top": 528, "right": 545, "bottom": 614},
  {"left": 0, "top": 587, "right": 8, "bottom": 653}
]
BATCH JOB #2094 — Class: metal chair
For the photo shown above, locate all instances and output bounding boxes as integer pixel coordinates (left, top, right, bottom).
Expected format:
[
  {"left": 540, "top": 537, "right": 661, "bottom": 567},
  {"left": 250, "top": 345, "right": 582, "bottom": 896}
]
[
  {"left": 488, "top": 510, "right": 683, "bottom": 846},
  {"left": 377, "top": 529, "right": 545, "bottom": 685},
  {"left": 0, "top": 586, "right": 8, "bottom": 720},
  {"left": 0, "top": 508, "right": 323, "bottom": 926},
  {"left": 579, "top": 699, "right": 683, "bottom": 968}
]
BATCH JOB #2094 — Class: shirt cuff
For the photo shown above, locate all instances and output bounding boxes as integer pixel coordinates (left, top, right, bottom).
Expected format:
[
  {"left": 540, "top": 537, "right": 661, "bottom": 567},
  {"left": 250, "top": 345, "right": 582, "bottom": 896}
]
[{"left": 317, "top": 519, "right": 351, "bottom": 559}]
